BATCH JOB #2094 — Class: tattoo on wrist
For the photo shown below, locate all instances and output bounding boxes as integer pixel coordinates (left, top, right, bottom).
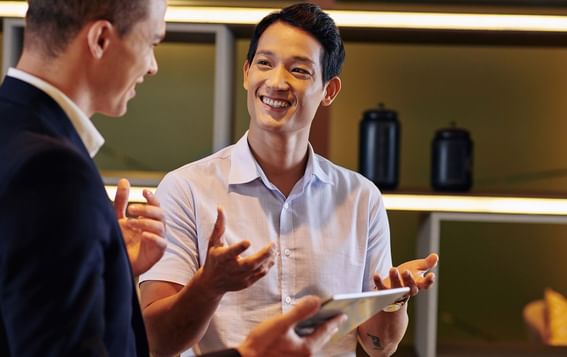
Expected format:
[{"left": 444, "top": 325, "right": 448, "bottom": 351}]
[{"left": 367, "top": 333, "right": 384, "bottom": 350}]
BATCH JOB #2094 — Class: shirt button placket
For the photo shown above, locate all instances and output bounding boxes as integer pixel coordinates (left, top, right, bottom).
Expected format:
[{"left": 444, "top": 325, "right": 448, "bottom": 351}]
[{"left": 280, "top": 200, "right": 293, "bottom": 311}]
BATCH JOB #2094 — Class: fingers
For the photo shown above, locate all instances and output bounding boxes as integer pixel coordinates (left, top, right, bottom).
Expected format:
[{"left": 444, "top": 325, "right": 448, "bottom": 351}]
[
  {"left": 143, "top": 189, "right": 160, "bottom": 207},
  {"left": 208, "top": 208, "right": 226, "bottom": 248},
  {"left": 401, "top": 270, "right": 419, "bottom": 296},
  {"left": 239, "top": 243, "right": 275, "bottom": 269},
  {"left": 425, "top": 253, "right": 439, "bottom": 269},
  {"left": 222, "top": 240, "right": 251, "bottom": 258},
  {"left": 125, "top": 217, "right": 166, "bottom": 236},
  {"left": 114, "top": 178, "right": 130, "bottom": 219},
  {"left": 128, "top": 204, "right": 165, "bottom": 222},
  {"left": 306, "top": 312, "right": 347, "bottom": 351},
  {"left": 243, "top": 263, "right": 273, "bottom": 285},
  {"left": 280, "top": 296, "right": 322, "bottom": 329},
  {"left": 142, "top": 231, "right": 168, "bottom": 251},
  {"left": 389, "top": 268, "right": 403, "bottom": 288},
  {"left": 419, "top": 272, "right": 436, "bottom": 289},
  {"left": 411, "top": 253, "right": 439, "bottom": 272},
  {"left": 373, "top": 273, "right": 388, "bottom": 290}
]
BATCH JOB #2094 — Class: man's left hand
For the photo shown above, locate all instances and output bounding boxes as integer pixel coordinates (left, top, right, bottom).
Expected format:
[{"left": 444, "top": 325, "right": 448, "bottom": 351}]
[
  {"left": 374, "top": 253, "right": 439, "bottom": 297},
  {"left": 114, "top": 178, "right": 167, "bottom": 277}
]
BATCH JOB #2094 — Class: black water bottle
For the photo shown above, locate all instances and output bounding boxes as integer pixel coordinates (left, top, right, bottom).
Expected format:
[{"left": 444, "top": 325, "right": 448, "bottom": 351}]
[
  {"left": 359, "top": 103, "right": 400, "bottom": 190},
  {"left": 431, "top": 122, "right": 473, "bottom": 192}
]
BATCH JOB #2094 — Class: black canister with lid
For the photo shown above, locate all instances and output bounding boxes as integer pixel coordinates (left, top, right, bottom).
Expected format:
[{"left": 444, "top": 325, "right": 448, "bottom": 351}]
[
  {"left": 431, "top": 122, "right": 473, "bottom": 192},
  {"left": 359, "top": 103, "right": 400, "bottom": 190}
]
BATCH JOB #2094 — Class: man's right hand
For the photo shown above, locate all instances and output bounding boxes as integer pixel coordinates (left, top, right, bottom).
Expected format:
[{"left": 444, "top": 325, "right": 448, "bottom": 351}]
[
  {"left": 199, "top": 207, "right": 275, "bottom": 296},
  {"left": 237, "top": 296, "right": 347, "bottom": 357}
]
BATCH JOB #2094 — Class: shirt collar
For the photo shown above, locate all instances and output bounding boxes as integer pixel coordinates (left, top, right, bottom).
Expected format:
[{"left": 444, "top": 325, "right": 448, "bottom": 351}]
[
  {"left": 7, "top": 67, "right": 105, "bottom": 158},
  {"left": 228, "top": 131, "right": 333, "bottom": 186},
  {"left": 228, "top": 132, "right": 261, "bottom": 185},
  {"left": 306, "top": 144, "right": 333, "bottom": 185}
]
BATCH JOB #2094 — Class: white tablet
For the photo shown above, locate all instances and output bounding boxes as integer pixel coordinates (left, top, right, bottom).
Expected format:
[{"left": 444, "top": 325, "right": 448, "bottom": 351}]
[{"left": 294, "top": 287, "right": 410, "bottom": 338}]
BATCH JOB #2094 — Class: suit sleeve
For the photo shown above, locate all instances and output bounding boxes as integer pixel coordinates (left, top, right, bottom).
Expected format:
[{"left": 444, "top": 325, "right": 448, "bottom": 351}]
[{"left": 0, "top": 146, "right": 110, "bottom": 356}]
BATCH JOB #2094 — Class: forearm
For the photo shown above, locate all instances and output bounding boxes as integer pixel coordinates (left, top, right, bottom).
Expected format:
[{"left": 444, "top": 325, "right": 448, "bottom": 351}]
[
  {"left": 357, "top": 305, "right": 408, "bottom": 357},
  {"left": 143, "top": 269, "right": 224, "bottom": 357}
]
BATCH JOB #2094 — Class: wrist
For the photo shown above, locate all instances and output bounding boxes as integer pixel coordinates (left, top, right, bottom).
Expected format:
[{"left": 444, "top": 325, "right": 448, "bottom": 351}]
[
  {"left": 191, "top": 268, "right": 224, "bottom": 301},
  {"left": 382, "top": 296, "right": 409, "bottom": 313}
]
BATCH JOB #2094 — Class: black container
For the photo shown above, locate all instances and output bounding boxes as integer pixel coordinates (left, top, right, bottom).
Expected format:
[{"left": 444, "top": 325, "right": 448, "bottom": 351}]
[
  {"left": 431, "top": 123, "right": 473, "bottom": 192},
  {"left": 359, "top": 103, "right": 400, "bottom": 190}
]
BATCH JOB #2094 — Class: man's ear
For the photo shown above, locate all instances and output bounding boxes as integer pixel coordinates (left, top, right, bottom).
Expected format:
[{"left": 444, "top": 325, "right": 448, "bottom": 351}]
[
  {"left": 86, "top": 20, "right": 114, "bottom": 59},
  {"left": 242, "top": 60, "right": 251, "bottom": 90},
  {"left": 321, "top": 76, "right": 342, "bottom": 106}
]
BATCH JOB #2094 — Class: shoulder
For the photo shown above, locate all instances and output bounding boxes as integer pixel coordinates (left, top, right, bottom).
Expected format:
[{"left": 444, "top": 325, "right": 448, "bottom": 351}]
[
  {"left": 315, "top": 154, "right": 381, "bottom": 194},
  {"left": 158, "top": 144, "right": 235, "bottom": 189},
  {"left": 2, "top": 132, "right": 100, "bottom": 201}
]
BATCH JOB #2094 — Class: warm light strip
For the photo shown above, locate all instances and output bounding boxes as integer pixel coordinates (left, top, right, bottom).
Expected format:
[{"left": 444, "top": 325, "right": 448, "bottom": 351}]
[
  {"left": 104, "top": 185, "right": 567, "bottom": 215},
  {"left": 382, "top": 194, "right": 567, "bottom": 215},
  {"left": 165, "top": 6, "right": 270, "bottom": 25},
  {"left": 4, "top": 2, "right": 567, "bottom": 32},
  {"left": 105, "top": 186, "right": 155, "bottom": 203},
  {"left": 165, "top": 7, "right": 567, "bottom": 32},
  {"left": 0, "top": 1, "right": 26, "bottom": 17}
]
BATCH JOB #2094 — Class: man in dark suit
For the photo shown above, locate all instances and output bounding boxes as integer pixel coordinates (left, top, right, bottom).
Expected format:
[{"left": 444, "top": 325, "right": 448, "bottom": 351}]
[{"left": 0, "top": 0, "right": 345, "bottom": 356}]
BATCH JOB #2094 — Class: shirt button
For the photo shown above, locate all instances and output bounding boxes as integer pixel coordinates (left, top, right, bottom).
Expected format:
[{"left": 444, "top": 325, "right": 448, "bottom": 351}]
[
  {"left": 285, "top": 296, "right": 292, "bottom": 304},
  {"left": 284, "top": 249, "right": 291, "bottom": 256},
  {"left": 283, "top": 202, "right": 289, "bottom": 210}
]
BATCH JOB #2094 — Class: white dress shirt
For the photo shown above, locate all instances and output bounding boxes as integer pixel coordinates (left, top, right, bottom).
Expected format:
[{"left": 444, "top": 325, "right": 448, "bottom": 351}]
[{"left": 140, "top": 132, "right": 392, "bottom": 357}]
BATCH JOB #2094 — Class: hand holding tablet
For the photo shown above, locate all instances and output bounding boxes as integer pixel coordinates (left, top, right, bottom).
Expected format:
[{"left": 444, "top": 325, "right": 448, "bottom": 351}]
[{"left": 294, "top": 287, "right": 410, "bottom": 337}]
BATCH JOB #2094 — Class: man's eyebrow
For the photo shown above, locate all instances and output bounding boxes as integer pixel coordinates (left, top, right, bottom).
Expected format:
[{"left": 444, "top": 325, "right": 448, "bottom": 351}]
[
  {"left": 255, "top": 50, "right": 274, "bottom": 57},
  {"left": 256, "top": 50, "right": 315, "bottom": 65},
  {"left": 291, "top": 56, "right": 315, "bottom": 65}
]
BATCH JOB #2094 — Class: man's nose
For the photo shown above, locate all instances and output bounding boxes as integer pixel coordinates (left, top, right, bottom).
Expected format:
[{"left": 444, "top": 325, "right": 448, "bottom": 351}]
[
  {"left": 265, "top": 65, "right": 289, "bottom": 90},
  {"left": 147, "top": 52, "right": 158, "bottom": 76}
]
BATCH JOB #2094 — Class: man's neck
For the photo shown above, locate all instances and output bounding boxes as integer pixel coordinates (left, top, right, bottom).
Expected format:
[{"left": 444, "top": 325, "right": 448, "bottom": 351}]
[
  {"left": 247, "top": 127, "right": 310, "bottom": 197},
  {"left": 16, "top": 49, "right": 93, "bottom": 117}
]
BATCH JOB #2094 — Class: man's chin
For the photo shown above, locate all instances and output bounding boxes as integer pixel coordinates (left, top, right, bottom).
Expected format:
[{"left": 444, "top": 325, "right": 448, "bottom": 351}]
[{"left": 98, "top": 104, "right": 128, "bottom": 118}]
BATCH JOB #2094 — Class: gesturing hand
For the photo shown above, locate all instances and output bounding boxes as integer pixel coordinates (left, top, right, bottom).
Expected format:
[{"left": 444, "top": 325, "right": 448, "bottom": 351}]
[
  {"left": 374, "top": 253, "right": 439, "bottom": 297},
  {"left": 200, "top": 207, "right": 275, "bottom": 295},
  {"left": 114, "top": 178, "right": 167, "bottom": 277},
  {"left": 237, "top": 296, "right": 347, "bottom": 357}
]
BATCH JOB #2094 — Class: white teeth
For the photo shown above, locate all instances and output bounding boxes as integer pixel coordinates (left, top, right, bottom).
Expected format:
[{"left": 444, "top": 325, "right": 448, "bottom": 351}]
[{"left": 262, "top": 96, "right": 290, "bottom": 109}]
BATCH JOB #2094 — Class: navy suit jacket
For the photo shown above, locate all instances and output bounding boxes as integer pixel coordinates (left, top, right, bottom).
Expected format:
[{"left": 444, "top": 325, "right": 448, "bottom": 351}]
[
  {"left": 0, "top": 76, "right": 149, "bottom": 356},
  {"left": 0, "top": 77, "right": 240, "bottom": 357}
]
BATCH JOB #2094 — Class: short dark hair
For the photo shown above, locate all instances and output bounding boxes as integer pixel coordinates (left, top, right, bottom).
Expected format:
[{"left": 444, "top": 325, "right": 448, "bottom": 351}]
[
  {"left": 246, "top": 2, "right": 345, "bottom": 83},
  {"left": 25, "top": 0, "right": 149, "bottom": 57}
]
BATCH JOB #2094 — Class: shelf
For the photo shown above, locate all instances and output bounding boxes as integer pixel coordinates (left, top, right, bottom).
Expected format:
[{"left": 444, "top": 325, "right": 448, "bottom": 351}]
[{"left": 105, "top": 184, "right": 567, "bottom": 215}]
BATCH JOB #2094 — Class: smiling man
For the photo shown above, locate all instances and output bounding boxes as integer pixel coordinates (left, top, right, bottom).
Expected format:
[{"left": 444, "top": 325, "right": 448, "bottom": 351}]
[{"left": 140, "top": 3, "right": 438, "bottom": 357}]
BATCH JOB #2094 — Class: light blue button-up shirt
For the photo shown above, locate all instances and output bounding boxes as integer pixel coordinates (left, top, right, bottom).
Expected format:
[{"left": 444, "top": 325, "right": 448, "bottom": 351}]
[{"left": 140, "top": 132, "right": 392, "bottom": 357}]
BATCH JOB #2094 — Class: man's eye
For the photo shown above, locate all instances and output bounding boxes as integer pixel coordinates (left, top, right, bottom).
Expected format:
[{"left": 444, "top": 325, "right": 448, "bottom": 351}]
[
  {"left": 256, "top": 60, "right": 271, "bottom": 67},
  {"left": 292, "top": 68, "right": 311, "bottom": 76}
]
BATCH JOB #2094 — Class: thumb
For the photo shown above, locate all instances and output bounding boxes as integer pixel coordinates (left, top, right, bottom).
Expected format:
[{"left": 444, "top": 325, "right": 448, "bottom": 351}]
[
  {"left": 208, "top": 207, "right": 226, "bottom": 249},
  {"left": 114, "top": 178, "right": 130, "bottom": 219},
  {"left": 279, "top": 296, "right": 321, "bottom": 330},
  {"left": 425, "top": 253, "right": 439, "bottom": 268}
]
